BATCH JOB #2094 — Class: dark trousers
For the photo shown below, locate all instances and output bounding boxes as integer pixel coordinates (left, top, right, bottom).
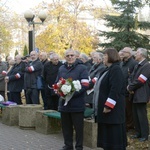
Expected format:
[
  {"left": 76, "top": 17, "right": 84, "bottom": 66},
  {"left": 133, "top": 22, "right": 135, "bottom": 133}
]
[
  {"left": 9, "top": 92, "right": 22, "bottom": 104},
  {"left": 45, "top": 85, "right": 59, "bottom": 110},
  {"left": 61, "top": 112, "right": 84, "bottom": 150},
  {"left": 133, "top": 103, "right": 149, "bottom": 139},
  {"left": 125, "top": 96, "right": 134, "bottom": 130},
  {"left": 40, "top": 89, "right": 47, "bottom": 110},
  {"left": 26, "top": 88, "right": 39, "bottom": 104}
]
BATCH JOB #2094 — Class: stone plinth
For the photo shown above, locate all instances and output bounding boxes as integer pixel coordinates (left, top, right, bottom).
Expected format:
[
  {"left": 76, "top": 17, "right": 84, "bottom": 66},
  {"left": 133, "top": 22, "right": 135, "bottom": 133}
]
[
  {"left": 19, "top": 104, "right": 42, "bottom": 129},
  {"left": 83, "top": 119, "right": 97, "bottom": 148},
  {"left": 35, "top": 110, "right": 61, "bottom": 134},
  {"left": 2, "top": 105, "right": 20, "bottom": 126}
]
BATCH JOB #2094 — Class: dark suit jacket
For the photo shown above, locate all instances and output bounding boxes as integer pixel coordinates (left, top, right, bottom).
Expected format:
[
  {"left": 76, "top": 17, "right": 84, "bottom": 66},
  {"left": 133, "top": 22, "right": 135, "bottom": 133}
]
[{"left": 128, "top": 59, "right": 150, "bottom": 103}]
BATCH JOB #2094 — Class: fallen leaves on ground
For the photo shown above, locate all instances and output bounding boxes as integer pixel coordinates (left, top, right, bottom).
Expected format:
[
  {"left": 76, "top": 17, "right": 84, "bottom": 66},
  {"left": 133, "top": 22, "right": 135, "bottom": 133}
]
[{"left": 127, "top": 131, "right": 149, "bottom": 150}]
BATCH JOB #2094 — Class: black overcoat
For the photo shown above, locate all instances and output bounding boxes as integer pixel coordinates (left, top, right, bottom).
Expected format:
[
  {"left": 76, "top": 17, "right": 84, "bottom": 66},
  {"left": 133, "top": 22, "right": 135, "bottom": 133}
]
[
  {"left": 97, "top": 62, "right": 126, "bottom": 124},
  {"left": 7, "top": 62, "right": 24, "bottom": 92}
]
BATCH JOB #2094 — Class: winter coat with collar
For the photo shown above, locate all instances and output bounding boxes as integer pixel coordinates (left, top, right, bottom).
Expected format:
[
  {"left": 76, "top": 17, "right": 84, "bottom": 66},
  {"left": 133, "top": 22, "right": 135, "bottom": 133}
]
[
  {"left": 24, "top": 59, "right": 43, "bottom": 89},
  {"left": 128, "top": 59, "right": 150, "bottom": 103},
  {"left": 96, "top": 62, "right": 126, "bottom": 124},
  {"left": 43, "top": 61, "right": 62, "bottom": 86},
  {"left": 89, "top": 62, "right": 105, "bottom": 79},
  {"left": 57, "top": 60, "right": 89, "bottom": 112},
  {"left": 120, "top": 57, "right": 137, "bottom": 97},
  {"left": 7, "top": 62, "right": 24, "bottom": 92}
]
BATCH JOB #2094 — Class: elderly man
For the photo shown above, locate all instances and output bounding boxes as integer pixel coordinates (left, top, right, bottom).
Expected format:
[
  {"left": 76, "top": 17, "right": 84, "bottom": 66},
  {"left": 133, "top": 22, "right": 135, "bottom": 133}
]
[
  {"left": 0, "top": 55, "right": 7, "bottom": 99},
  {"left": 79, "top": 53, "right": 91, "bottom": 71},
  {"left": 5, "top": 55, "right": 24, "bottom": 104},
  {"left": 24, "top": 51, "right": 43, "bottom": 104},
  {"left": 127, "top": 48, "right": 150, "bottom": 142},
  {"left": 85, "top": 52, "right": 105, "bottom": 108},
  {"left": 39, "top": 52, "right": 48, "bottom": 109},
  {"left": 43, "top": 53, "right": 62, "bottom": 110},
  {"left": 57, "top": 49, "right": 89, "bottom": 150},
  {"left": 120, "top": 47, "right": 137, "bottom": 131}
]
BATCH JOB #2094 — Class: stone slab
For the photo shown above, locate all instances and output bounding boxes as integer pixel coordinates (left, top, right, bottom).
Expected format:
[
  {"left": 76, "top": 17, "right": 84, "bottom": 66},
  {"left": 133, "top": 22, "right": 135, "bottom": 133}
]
[
  {"left": 19, "top": 104, "right": 42, "bottom": 129},
  {"left": 2, "top": 105, "right": 20, "bottom": 126},
  {"left": 35, "top": 110, "right": 61, "bottom": 134},
  {"left": 83, "top": 119, "right": 97, "bottom": 148}
]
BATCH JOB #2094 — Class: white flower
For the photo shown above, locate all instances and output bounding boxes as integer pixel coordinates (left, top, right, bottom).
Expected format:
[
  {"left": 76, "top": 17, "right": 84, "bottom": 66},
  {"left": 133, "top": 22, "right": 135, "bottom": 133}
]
[
  {"left": 72, "top": 80, "right": 81, "bottom": 91},
  {"left": 61, "top": 84, "right": 72, "bottom": 95}
]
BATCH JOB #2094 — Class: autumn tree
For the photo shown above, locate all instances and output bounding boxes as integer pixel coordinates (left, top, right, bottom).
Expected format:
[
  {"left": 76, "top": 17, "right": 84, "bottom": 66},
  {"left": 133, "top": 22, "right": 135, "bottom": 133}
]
[
  {"left": 23, "top": 45, "right": 28, "bottom": 56},
  {"left": 99, "top": 0, "right": 150, "bottom": 51},
  {"left": 0, "top": 2, "right": 13, "bottom": 55},
  {"left": 15, "top": 49, "right": 19, "bottom": 56},
  {"left": 36, "top": 0, "right": 99, "bottom": 56}
]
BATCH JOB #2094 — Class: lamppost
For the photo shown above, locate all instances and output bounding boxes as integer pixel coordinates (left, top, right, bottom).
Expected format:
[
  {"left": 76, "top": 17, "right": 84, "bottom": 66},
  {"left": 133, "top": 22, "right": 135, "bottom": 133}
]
[{"left": 24, "top": 10, "right": 47, "bottom": 53}]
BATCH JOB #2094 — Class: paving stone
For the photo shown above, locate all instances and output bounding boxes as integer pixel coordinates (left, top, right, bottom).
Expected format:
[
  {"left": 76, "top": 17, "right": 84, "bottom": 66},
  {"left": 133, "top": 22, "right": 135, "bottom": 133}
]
[{"left": 0, "top": 118, "right": 102, "bottom": 150}]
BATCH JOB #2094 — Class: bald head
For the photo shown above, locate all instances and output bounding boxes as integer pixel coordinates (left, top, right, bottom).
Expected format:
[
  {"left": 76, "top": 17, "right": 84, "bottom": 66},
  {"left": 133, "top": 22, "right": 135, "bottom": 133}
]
[
  {"left": 39, "top": 52, "right": 47, "bottom": 62},
  {"left": 122, "top": 47, "right": 132, "bottom": 55},
  {"left": 121, "top": 47, "right": 134, "bottom": 61},
  {"left": 30, "top": 51, "right": 39, "bottom": 61},
  {"left": 15, "top": 55, "right": 22, "bottom": 64}
]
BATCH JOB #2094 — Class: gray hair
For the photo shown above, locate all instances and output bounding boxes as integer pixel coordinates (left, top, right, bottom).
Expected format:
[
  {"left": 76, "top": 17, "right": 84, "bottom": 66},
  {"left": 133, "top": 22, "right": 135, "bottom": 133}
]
[
  {"left": 97, "top": 52, "right": 104, "bottom": 61},
  {"left": 64, "top": 49, "right": 76, "bottom": 56},
  {"left": 137, "top": 48, "right": 148, "bottom": 58},
  {"left": 80, "top": 53, "right": 89, "bottom": 62},
  {"left": 49, "top": 53, "right": 59, "bottom": 60},
  {"left": 74, "top": 50, "right": 80, "bottom": 57}
]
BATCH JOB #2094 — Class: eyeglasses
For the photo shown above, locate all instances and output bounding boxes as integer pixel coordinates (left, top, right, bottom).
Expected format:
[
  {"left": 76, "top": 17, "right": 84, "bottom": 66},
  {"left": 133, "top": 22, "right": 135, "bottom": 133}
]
[{"left": 66, "top": 54, "right": 74, "bottom": 57}]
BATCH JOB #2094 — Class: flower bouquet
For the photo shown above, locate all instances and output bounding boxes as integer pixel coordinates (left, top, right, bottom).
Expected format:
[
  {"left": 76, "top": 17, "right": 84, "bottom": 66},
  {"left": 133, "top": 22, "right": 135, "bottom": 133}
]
[{"left": 52, "top": 78, "right": 81, "bottom": 106}]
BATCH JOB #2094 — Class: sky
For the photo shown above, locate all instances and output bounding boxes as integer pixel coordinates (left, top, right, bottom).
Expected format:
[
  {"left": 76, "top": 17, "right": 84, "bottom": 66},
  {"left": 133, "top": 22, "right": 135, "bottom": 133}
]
[
  {"left": 2, "top": 0, "right": 111, "bottom": 14},
  {"left": 3, "top": 0, "right": 48, "bottom": 14},
  {"left": 1, "top": 0, "right": 149, "bottom": 20}
]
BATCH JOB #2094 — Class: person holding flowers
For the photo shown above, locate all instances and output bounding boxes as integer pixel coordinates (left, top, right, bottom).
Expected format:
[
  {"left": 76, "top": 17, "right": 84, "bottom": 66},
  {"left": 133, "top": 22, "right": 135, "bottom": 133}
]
[{"left": 54, "top": 49, "right": 89, "bottom": 150}]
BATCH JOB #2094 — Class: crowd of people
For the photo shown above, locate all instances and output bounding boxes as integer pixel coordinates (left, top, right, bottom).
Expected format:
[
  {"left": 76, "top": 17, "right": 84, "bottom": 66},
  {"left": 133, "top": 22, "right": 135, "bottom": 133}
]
[{"left": 0, "top": 47, "right": 150, "bottom": 150}]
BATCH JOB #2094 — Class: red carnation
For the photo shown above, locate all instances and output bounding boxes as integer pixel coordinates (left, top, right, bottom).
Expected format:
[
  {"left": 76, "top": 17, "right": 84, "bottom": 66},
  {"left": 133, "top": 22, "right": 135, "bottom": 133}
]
[
  {"left": 52, "top": 84, "right": 59, "bottom": 89},
  {"left": 60, "top": 78, "right": 66, "bottom": 84}
]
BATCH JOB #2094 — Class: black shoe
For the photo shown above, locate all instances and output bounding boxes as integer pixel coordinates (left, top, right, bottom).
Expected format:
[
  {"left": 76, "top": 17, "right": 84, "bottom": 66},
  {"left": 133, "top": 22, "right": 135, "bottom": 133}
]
[
  {"left": 131, "top": 134, "right": 141, "bottom": 139},
  {"left": 139, "top": 137, "right": 148, "bottom": 142}
]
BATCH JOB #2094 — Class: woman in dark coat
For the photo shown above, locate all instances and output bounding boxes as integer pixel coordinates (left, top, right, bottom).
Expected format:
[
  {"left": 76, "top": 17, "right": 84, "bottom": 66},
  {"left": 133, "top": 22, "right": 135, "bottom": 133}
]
[{"left": 93, "top": 48, "right": 127, "bottom": 150}]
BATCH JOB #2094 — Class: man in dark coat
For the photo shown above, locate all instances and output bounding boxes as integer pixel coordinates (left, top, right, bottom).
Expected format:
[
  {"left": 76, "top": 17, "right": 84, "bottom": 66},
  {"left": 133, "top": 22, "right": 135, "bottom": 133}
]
[
  {"left": 127, "top": 48, "right": 150, "bottom": 142},
  {"left": 5, "top": 55, "right": 24, "bottom": 104},
  {"left": 57, "top": 49, "right": 89, "bottom": 150},
  {"left": 120, "top": 47, "right": 137, "bottom": 131},
  {"left": 43, "top": 53, "right": 62, "bottom": 110},
  {"left": 85, "top": 52, "right": 105, "bottom": 107},
  {"left": 39, "top": 52, "right": 49, "bottom": 110},
  {"left": 79, "top": 53, "right": 92, "bottom": 71},
  {"left": 0, "top": 55, "right": 7, "bottom": 99},
  {"left": 24, "top": 51, "right": 43, "bottom": 104}
]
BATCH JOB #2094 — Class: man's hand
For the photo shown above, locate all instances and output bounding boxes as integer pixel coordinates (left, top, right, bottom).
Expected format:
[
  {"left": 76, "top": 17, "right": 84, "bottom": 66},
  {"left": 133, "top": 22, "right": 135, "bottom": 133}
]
[
  {"left": 103, "top": 107, "right": 111, "bottom": 113},
  {"left": 127, "top": 85, "right": 134, "bottom": 94}
]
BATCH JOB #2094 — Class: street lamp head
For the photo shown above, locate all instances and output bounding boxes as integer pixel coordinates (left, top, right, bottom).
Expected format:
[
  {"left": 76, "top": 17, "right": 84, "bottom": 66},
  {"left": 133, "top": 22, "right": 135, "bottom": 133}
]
[
  {"left": 38, "top": 10, "right": 47, "bottom": 23},
  {"left": 24, "top": 10, "right": 35, "bottom": 23}
]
